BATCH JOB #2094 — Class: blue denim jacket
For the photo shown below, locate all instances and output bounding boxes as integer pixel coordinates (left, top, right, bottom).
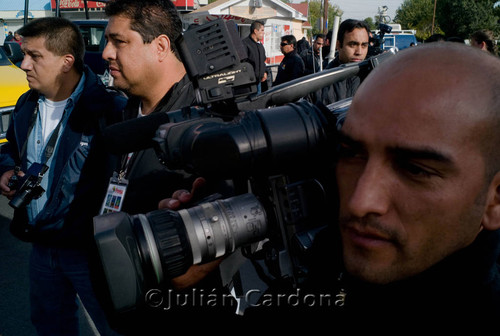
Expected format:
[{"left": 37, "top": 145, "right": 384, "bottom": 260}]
[
  {"left": 0, "top": 66, "right": 127, "bottom": 246},
  {"left": 26, "top": 73, "right": 86, "bottom": 223}
]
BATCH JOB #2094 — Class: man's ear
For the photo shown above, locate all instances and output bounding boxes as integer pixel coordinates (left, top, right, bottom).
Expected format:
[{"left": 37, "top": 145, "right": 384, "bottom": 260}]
[
  {"left": 482, "top": 171, "right": 500, "bottom": 231},
  {"left": 62, "top": 54, "right": 75, "bottom": 72},
  {"left": 480, "top": 41, "right": 488, "bottom": 51},
  {"left": 156, "top": 34, "right": 171, "bottom": 61}
]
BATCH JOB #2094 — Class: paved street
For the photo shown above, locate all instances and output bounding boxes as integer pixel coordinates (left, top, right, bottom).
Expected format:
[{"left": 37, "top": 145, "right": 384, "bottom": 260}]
[{"left": 0, "top": 196, "right": 96, "bottom": 336}]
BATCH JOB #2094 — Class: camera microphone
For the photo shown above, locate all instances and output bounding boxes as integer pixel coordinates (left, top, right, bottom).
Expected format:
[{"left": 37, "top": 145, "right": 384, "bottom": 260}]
[{"left": 102, "top": 107, "right": 203, "bottom": 155}]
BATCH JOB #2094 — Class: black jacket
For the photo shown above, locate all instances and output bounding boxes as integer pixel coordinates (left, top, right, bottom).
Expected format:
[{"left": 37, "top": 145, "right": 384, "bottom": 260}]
[
  {"left": 119, "top": 74, "right": 197, "bottom": 215},
  {"left": 300, "top": 48, "right": 322, "bottom": 75},
  {"left": 316, "top": 57, "right": 361, "bottom": 105},
  {"left": 245, "top": 224, "right": 500, "bottom": 332},
  {"left": 242, "top": 35, "right": 267, "bottom": 83},
  {"left": 273, "top": 50, "right": 304, "bottom": 86}
]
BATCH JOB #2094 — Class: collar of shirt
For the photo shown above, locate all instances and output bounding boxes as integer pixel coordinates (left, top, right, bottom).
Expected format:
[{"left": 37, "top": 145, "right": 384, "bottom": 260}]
[{"left": 36, "top": 72, "right": 86, "bottom": 112}]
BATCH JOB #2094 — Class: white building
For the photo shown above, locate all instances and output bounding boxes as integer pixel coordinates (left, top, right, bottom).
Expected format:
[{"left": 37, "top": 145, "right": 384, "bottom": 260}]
[{"left": 183, "top": 0, "right": 310, "bottom": 64}]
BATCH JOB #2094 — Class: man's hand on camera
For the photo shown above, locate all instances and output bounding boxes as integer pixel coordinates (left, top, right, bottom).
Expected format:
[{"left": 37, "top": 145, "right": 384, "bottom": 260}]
[
  {"left": 158, "top": 176, "right": 222, "bottom": 291},
  {"left": 0, "top": 169, "right": 22, "bottom": 199},
  {"left": 158, "top": 177, "right": 207, "bottom": 210}
]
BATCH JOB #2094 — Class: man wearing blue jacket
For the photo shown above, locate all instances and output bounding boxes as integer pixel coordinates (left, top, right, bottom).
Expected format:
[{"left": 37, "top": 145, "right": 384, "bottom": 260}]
[{"left": 0, "top": 18, "right": 126, "bottom": 335}]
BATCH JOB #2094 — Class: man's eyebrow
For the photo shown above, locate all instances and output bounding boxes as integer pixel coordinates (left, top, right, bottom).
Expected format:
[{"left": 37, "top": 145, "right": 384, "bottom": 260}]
[
  {"left": 338, "top": 131, "right": 364, "bottom": 149},
  {"left": 338, "top": 131, "right": 453, "bottom": 164},
  {"left": 105, "top": 32, "right": 124, "bottom": 39},
  {"left": 389, "top": 146, "right": 453, "bottom": 164}
]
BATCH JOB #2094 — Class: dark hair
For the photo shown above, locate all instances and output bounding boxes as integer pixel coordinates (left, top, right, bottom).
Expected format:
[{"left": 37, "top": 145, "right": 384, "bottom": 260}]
[
  {"left": 337, "top": 19, "right": 370, "bottom": 47},
  {"left": 470, "top": 29, "right": 498, "bottom": 55},
  {"left": 314, "top": 33, "right": 325, "bottom": 41},
  {"left": 250, "top": 20, "right": 264, "bottom": 34},
  {"left": 326, "top": 30, "right": 332, "bottom": 42},
  {"left": 18, "top": 17, "right": 85, "bottom": 73},
  {"left": 425, "top": 33, "right": 446, "bottom": 43},
  {"left": 446, "top": 36, "right": 465, "bottom": 43},
  {"left": 105, "top": 0, "right": 183, "bottom": 60},
  {"left": 281, "top": 34, "right": 297, "bottom": 48}
]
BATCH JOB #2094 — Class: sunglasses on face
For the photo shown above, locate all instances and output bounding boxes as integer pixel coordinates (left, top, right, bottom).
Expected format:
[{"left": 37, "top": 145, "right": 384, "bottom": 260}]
[{"left": 280, "top": 42, "right": 290, "bottom": 47}]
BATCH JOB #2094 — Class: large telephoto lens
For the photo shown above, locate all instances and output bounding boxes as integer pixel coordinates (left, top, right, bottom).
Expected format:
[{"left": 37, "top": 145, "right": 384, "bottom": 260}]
[{"left": 93, "top": 193, "right": 267, "bottom": 313}]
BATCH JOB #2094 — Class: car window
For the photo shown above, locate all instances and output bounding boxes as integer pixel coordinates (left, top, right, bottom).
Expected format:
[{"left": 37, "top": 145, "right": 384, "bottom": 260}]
[
  {"left": 80, "top": 26, "right": 105, "bottom": 52},
  {"left": 0, "top": 48, "right": 12, "bottom": 66},
  {"left": 395, "top": 35, "right": 417, "bottom": 50}
]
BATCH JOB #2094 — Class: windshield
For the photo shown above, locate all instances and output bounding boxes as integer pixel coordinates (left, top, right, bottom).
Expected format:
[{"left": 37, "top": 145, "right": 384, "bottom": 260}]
[
  {"left": 0, "top": 48, "right": 13, "bottom": 66},
  {"left": 395, "top": 35, "right": 417, "bottom": 50}
]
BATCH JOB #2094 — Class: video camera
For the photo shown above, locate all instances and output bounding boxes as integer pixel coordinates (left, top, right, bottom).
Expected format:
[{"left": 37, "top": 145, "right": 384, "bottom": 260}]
[
  {"left": 93, "top": 19, "right": 395, "bottom": 317},
  {"left": 368, "top": 23, "right": 393, "bottom": 56}
]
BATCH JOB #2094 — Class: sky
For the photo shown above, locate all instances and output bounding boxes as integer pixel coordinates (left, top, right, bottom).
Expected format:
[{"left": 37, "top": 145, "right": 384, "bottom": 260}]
[
  {"left": 0, "top": 0, "right": 407, "bottom": 22},
  {"left": 334, "top": 0, "right": 404, "bottom": 21}
]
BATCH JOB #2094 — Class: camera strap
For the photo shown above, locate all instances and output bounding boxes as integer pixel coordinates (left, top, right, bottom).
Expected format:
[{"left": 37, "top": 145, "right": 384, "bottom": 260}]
[
  {"left": 19, "top": 104, "right": 64, "bottom": 164},
  {"left": 16, "top": 103, "right": 64, "bottom": 171}
]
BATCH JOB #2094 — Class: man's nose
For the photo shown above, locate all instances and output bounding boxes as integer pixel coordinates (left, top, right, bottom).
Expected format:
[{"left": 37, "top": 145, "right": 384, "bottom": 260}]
[
  {"left": 346, "top": 160, "right": 391, "bottom": 218},
  {"left": 102, "top": 41, "right": 114, "bottom": 61}
]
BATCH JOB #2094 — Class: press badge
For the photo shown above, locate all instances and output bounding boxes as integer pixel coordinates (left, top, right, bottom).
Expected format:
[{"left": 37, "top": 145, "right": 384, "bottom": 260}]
[{"left": 100, "top": 172, "right": 128, "bottom": 214}]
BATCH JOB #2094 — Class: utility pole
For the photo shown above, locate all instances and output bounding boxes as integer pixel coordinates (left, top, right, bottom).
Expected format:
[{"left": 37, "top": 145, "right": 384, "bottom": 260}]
[
  {"left": 55, "top": 0, "right": 60, "bottom": 17},
  {"left": 431, "top": 0, "right": 437, "bottom": 34},
  {"left": 23, "top": 0, "right": 29, "bottom": 25},
  {"left": 323, "top": 0, "right": 328, "bottom": 34}
]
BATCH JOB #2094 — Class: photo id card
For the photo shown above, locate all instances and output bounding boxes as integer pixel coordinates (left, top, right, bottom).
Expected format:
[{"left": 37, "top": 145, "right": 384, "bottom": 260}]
[{"left": 100, "top": 173, "right": 128, "bottom": 215}]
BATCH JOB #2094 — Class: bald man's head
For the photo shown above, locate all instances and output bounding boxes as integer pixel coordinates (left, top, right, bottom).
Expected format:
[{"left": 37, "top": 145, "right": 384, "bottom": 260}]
[
  {"left": 349, "top": 42, "right": 500, "bottom": 178},
  {"left": 337, "top": 43, "right": 500, "bottom": 284}
]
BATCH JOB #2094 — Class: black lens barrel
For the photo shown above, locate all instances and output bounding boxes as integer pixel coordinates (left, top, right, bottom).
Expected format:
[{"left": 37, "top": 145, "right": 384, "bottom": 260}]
[{"left": 146, "top": 209, "right": 193, "bottom": 279}]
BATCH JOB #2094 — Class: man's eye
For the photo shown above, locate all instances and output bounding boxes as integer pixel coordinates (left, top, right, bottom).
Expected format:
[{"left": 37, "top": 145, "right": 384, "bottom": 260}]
[
  {"left": 337, "top": 143, "right": 363, "bottom": 159},
  {"left": 396, "top": 160, "right": 435, "bottom": 179}
]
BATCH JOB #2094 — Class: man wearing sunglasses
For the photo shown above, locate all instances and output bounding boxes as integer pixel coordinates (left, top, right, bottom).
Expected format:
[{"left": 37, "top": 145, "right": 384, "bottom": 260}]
[{"left": 273, "top": 35, "right": 305, "bottom": 86}]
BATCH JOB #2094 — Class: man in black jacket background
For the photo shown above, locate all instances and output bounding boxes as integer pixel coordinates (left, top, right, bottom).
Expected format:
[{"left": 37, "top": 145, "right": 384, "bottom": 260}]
[
  {"left": 317, "top": 19, "right": 370, "bottom": 105},
  {"left": 273, "top": 34, "right": 304, "bottom": 86},
  {"left": 300, "top": 33, "right": 324, "bottom": 75},
  {"left": 242, "top": 20, "right": 267, "bottom": 93}
]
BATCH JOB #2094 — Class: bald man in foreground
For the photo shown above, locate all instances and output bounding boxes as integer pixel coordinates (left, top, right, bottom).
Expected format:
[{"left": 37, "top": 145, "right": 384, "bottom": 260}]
[
  {"left": 163, "top": 42, "right": 500, "bottom": 331},
  {"left": 308, "top": 41, "right": 500, "bottom": 328}
]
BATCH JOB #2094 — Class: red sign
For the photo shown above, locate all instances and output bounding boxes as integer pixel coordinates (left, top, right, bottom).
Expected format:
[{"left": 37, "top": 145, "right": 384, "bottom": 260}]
[
  {"left": 51, "top": 0, "right": 194, "bottom": 10},
  {"left": 51, "top": 0, "right": 106, "bottom": 9},
  {"left": 171, "top": 0, "right": 195, "bottom": 8}
]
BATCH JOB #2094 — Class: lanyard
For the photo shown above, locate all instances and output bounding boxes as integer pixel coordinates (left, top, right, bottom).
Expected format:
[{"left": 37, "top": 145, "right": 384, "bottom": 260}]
[
  {"left": 119, "top": 151, "right": 136, "bottom": 181},
  {"left": 19, "top": 104, "right": 65, "bottom": 166}
]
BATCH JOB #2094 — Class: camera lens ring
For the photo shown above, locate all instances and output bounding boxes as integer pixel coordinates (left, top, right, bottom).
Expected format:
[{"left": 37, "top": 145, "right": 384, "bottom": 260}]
[
  {"left": 135, "top": 214, "right": 164, "bottom": 286},
  {"left": 146, "top": 210, "right": 193, "bottom": 279}
]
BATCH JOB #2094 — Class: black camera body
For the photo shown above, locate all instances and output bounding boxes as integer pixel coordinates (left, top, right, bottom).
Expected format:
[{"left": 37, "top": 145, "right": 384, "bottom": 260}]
[
  {"left": 9, "top": 162, "right": 48, "bottom": 209},
  {"left": 93, "top": 19, "right": 395, "bottom": 318},
  {"left": 369, "top": 23, "right": 393, "bottom": 56}
]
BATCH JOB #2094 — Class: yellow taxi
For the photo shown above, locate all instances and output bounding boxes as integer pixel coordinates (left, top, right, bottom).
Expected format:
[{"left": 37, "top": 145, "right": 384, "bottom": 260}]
[{"left": 0, "top": 46, "right": 29, "bottom": 144}]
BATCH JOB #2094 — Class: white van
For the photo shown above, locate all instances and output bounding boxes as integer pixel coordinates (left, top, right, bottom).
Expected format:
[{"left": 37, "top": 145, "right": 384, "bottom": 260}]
[
  {"left": 382, "top": 32, "right": 418, "bottom": 51},
  {"left": 373, "top": 24, "right": 418, "bottom": 51}
]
